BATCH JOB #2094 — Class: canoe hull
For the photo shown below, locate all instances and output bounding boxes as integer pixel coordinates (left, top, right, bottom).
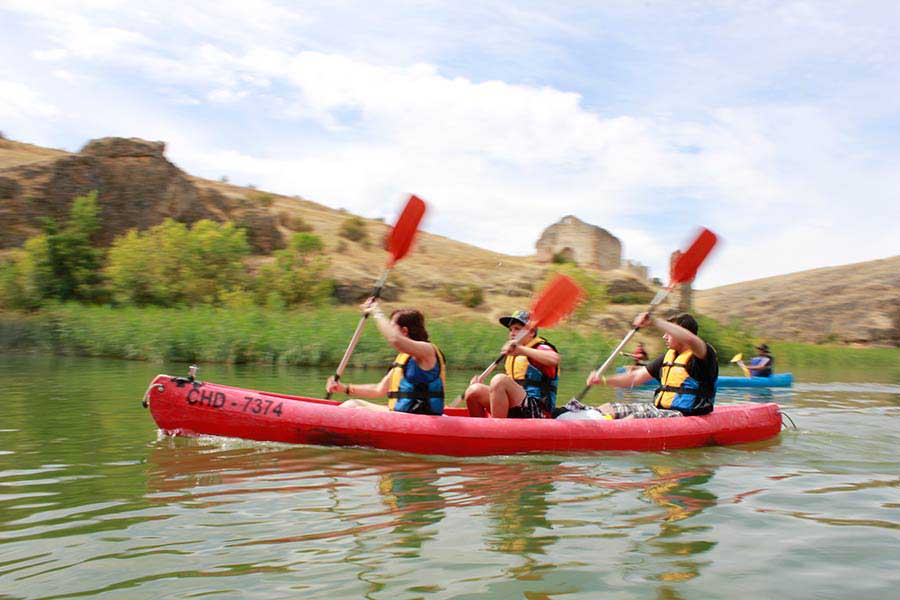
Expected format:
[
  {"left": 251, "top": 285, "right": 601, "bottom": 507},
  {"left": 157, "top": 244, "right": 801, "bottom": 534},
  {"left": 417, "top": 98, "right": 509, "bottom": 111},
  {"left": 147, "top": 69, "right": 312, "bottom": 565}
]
[{"left": 145, "top": 375, "right": 782, "bottom": 457}]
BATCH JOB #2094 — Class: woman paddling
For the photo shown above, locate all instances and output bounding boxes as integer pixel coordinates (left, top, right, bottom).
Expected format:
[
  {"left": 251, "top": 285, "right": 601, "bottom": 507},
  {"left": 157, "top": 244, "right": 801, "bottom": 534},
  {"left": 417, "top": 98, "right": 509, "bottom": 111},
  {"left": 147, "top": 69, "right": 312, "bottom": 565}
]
[{"left": 326, "top": 299, "right": 446, "bottom": 415}]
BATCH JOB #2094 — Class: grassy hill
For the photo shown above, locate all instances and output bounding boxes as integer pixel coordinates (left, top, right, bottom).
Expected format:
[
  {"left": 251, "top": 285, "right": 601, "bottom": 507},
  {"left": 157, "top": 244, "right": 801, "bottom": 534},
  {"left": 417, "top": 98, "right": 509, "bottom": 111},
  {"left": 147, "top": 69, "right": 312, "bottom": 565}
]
[
  {"left": 2, "top": 135, "right": 897, "bottom": 348},
  {"left": 696, "top": 256, "right": 900, "bottom": 346}
]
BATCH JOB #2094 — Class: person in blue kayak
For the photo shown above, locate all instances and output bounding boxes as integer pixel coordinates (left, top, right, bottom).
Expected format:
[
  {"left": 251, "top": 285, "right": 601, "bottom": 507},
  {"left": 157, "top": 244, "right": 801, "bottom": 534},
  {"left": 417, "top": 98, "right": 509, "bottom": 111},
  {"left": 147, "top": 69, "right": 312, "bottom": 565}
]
[
  {"left": 464, "top": 309, "right": 561, "bottom": 419},
  {"left": 746, "top": 344, "right": 774, "bottom": 378},
  {"left": 583, "top": 312, "right": 718, "bottom": 418},
  {"left": 326, "top": 298, "right": 446, "bottom": 415},
  {"left": 623, "top": 341, "right": 649, "bottom": 371}
]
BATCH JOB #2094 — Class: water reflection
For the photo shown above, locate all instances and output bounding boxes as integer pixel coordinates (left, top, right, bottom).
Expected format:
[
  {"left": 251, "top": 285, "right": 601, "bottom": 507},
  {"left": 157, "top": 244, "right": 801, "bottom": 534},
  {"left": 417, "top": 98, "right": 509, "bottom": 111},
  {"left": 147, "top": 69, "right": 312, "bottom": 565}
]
[
  {"left": 632, "top": 466, "right": 718, "bottom": 584},
  {"left": 143, "top": 439, "right": 734, "bottom": 594}
]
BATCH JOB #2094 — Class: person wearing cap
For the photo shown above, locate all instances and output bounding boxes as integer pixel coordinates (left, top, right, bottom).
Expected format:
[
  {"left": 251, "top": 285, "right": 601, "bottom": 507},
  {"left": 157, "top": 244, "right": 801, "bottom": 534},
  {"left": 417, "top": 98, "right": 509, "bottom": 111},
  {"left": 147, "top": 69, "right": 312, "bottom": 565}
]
[
  {"left": 464, "top": 309, "right": 561, "bottom": 419},
  {"left": 583, "top": 312, "right": 718, "bottom": 419},
  {"left": 746, "top": 344, "right": 774, "bottom": 378}
]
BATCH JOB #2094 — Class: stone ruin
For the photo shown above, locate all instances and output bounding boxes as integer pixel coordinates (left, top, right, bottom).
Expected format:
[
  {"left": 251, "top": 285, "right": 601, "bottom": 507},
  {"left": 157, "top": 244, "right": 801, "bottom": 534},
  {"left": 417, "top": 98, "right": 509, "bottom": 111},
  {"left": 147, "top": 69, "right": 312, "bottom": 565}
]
[
  {"left": 535, "top": 214, "right": 692, "bottom": 309},
  {"left": 535, "top": 215, "right": 621, "bottom": 270}
]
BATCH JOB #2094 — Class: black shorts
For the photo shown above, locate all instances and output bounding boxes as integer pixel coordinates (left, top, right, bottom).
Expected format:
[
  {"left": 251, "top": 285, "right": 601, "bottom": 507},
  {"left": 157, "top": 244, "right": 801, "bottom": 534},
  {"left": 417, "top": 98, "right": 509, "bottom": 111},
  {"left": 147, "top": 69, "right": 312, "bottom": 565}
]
[{"left": 508, "top": 396, "right": 548, "bottom": 419}]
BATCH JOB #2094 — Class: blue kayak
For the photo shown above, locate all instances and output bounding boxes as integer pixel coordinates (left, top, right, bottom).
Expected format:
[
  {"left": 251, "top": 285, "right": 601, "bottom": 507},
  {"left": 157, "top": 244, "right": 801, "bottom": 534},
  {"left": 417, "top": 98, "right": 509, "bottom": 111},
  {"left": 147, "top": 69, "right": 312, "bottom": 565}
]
[
  {"left": 716, "top": 373, "right": 793, "bottom": 388},
  {"left": 616, "top": 368, "right": 793, "bottom": 388}
]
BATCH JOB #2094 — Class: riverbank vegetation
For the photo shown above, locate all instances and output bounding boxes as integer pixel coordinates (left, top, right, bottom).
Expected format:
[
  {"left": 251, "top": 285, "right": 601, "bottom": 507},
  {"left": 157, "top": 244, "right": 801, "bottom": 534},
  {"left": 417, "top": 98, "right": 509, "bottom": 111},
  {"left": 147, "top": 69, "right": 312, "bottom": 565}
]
[
  {"left": 4, "top": 192, "right": 895, "bottom": 371},
  {"left": 2, "top": 303, "right": 896, "bottom": 372},
  {"left": 0, "top": 303, "right": 615, "bottom": 369},
  {"left": 0, "top": 192, "right": 334, "bottom": 311}
]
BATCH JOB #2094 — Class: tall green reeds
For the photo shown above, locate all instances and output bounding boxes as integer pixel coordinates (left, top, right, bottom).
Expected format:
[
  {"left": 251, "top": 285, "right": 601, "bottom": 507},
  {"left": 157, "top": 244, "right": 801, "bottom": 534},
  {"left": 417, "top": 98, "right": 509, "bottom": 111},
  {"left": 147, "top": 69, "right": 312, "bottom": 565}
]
[
  {"left": 0, "top": 304, "right": 618, "bottom": 370},
  {"left": 2, "top": 305, "right": 896, "bottom": 372}
]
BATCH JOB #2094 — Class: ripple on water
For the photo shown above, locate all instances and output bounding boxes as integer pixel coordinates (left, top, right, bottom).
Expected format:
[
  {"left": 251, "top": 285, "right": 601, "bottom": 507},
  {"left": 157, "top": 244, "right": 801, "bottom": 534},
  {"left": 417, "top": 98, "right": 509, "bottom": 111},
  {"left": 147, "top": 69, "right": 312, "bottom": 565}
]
[{"left": 1, "top": 356, "right": 899, "bottom": 598}]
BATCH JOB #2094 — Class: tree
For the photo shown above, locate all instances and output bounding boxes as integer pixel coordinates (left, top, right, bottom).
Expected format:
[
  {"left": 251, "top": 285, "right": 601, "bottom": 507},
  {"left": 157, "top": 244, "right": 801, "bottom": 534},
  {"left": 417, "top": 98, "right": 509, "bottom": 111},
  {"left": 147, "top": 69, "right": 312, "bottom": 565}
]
[
  {"left": 2, "top": 191, "right": 105, "bottom": 306},
  {"left": 106, "top": 219, "right": 250, "bottom": 306},
  {"left": 255, "top": 233, "right": 333, "bottom": 307}
]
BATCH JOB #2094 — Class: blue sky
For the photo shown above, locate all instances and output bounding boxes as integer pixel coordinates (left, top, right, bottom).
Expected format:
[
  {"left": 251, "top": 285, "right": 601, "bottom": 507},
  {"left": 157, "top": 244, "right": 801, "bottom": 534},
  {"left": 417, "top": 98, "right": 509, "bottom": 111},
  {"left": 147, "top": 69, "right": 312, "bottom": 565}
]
[{"left": 1, "top": 1, "right": 898, "bottom": 288}]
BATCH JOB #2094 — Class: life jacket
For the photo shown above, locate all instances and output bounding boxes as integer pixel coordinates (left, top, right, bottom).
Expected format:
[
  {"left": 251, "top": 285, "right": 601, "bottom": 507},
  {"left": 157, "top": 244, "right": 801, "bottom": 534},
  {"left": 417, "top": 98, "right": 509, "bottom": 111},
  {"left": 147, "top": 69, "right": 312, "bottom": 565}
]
[
  {"left": 387, "top": 345, "right": 446, "bottom": 415},
  {"left": 653, "top": 348, "right": 715, "bottom": 415},
  {"left": 504, "top": 336, "right": 559, "bottom": 413},
  {"left": 749, "top": 355, "right": 773, "bottom": 378}
]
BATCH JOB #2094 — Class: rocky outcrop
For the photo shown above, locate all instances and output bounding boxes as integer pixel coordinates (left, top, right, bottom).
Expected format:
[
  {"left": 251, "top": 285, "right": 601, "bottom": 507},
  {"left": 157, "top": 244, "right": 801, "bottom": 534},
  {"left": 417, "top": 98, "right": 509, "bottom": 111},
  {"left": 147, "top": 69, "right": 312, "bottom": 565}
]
[
  {"left": 536, "top": 215, "right": 621, "bottom": 270},
  {"left": 0, "top": 137, "right": 284, "bottom": 251}
]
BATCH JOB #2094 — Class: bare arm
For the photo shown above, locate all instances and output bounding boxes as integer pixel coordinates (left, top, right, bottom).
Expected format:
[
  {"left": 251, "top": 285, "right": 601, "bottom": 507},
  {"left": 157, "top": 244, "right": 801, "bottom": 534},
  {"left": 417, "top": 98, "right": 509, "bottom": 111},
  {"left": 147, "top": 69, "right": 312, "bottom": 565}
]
[
  {"left": 327, "top": 372, "right": 391, "bottom": 398},
  {"left": 367, "top": 300, "right": 437, "bottom": 370},
  {"left": 635, "top": 312, "right": 707, "bottom": 359},
  {"left": 504, "top": 341, "right": 559, "bottom": 368},
  {"left": 587, "top": 366, "right": 654, "bottom": 388}
]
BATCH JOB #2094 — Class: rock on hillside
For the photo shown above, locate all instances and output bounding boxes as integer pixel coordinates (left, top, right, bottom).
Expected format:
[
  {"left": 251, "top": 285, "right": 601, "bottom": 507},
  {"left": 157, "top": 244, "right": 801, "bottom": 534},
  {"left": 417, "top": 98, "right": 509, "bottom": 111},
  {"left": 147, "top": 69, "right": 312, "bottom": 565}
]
[
  {"left": 0, "top": 137, "right": 283, "bottom": 252},
  {"left": 695, "top": 256, "right": 900, "bottom": 346}
]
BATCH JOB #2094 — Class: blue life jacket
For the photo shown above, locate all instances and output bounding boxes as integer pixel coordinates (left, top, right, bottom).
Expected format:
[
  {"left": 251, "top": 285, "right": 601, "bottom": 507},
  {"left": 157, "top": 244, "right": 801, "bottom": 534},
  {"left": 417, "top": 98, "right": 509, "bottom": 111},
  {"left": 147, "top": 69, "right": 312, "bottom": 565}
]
[
  {"left": 387, "top": 345, "right": 446, "bottom": 415},
  {"left": 504, "top": 337, "right": 559, "bottom": 412},
  {"left": 749, "top": 356, "right": 773, "bottom": 378}
]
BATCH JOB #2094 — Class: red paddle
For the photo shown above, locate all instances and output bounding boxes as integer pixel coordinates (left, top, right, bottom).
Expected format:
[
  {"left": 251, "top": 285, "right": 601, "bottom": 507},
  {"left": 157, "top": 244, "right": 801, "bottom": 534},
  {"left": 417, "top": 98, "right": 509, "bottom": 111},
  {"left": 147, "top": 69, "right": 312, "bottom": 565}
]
[
  {"left": 475, "top": 273, "right": 586, "bottom": 382},
  {"left": 326, "top": 195, "right": 426, "bottom": 398},
  {"left": 570, "top": 227, "right": 718, "bottom": 402}
]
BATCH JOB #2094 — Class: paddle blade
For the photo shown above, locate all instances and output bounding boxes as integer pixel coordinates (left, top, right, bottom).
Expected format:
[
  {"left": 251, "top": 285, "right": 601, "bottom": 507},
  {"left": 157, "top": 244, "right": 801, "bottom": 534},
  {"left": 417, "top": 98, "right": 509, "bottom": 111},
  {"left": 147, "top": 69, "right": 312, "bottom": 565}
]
[
  {"left": 385, "top": 194, "right": 426, "bottom": 266},
  {"left": 670, "top": 227, "right": 718, "bottom": 285},
  {"left": 730, "top": 353, "right": 743, "bottom": 363},
  {"left": 528, "top": 273, "right": 586, "bottom": 329}
]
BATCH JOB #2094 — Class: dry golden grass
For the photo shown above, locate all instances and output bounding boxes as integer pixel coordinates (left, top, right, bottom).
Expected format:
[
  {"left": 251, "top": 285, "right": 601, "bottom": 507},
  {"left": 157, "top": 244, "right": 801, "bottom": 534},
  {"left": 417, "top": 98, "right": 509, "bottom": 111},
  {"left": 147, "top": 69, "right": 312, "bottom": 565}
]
[
  {"left": 0, "top": 138, "right": 70, "bottom": 169},
  {"left": 696, "top": 256, "right": 900, "bottom": 345}
]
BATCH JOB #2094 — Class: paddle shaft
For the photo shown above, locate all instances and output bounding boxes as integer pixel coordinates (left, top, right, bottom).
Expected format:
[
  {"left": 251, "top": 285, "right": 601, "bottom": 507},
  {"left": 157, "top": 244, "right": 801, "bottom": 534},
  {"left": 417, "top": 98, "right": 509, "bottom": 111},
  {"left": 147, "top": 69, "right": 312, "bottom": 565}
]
[
  {"left": 571, "top": 286, "right": 671, "bottom": 402},
  {"left": 477, "top": 327, "right": 532, "bottom": 381},
  {"left": 325, "top": 267, "right": 391, "bottom": 399}
]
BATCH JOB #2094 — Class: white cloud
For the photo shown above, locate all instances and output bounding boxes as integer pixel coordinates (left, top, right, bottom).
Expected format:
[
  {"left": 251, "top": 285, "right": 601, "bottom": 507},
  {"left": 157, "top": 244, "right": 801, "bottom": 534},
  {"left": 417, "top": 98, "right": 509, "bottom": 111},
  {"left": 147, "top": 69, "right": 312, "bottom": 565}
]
[
  {"left": 0, "top": 81, "right": 60, "bottom": 119},
  {"left": 2, "top": 1, "right": 898, "bottom": 289}
]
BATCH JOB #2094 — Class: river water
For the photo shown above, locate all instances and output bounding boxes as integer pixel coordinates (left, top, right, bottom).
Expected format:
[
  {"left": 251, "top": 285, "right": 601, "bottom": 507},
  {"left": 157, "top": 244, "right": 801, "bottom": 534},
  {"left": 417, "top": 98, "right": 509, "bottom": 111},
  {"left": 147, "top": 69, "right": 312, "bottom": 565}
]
[{"left": 1, "top": 355, "right": 898, "bottom": 599}]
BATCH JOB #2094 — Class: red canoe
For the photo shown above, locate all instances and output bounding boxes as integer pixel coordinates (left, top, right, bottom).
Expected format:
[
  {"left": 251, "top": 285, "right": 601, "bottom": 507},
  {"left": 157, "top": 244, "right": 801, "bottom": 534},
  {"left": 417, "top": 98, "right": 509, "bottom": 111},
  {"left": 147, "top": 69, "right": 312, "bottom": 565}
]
[{"left": 144, "top": 374, "right": 783, "bottom": 456}]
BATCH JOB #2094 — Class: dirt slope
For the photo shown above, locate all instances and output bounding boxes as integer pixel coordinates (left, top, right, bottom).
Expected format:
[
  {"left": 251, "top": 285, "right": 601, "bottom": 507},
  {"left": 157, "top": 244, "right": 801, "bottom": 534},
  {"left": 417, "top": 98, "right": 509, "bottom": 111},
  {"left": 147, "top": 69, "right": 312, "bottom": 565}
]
[{"left": 696, "top": 256, "right": 900, "bottom": 345}]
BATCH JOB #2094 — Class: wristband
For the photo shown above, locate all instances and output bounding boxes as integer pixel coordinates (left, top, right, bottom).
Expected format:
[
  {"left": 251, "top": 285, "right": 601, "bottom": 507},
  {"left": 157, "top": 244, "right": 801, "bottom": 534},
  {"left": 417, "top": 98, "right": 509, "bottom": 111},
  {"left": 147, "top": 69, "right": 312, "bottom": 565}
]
[{"left": 345, "top": 384, "right": 352, "bottom": 395}]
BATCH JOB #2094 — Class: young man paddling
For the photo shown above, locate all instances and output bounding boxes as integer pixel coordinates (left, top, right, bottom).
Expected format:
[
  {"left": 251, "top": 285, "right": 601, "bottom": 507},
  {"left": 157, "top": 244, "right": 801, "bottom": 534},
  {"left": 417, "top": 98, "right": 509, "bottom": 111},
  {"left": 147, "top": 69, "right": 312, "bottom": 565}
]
[
  {"left": 464, "top": 310, "right": 560, "bottom": 419},
  {"left": 585, "top": 312, "right": 717, "bottom": 419},
  {"left": 326, "top": 299, "right": 446, "bottom": 415}
]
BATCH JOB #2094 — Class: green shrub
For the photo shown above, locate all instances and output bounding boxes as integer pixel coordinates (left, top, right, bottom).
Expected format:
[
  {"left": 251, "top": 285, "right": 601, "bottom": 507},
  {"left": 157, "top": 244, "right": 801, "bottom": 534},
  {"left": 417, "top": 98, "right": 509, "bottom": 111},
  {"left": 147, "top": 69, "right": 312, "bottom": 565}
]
[
  {"left": 254, "top": 234, "right": 333, "bottom": 308},
  {"left": 543, "top": 264, "right": 609, "bottom": 322},
  {"left": 278, "top": 210, "right": 313, "bottom": 232},
  {"left": 106, "top": 218, "right": 250, "bottom": 306},
  {"left": 610, "top": 291, "right": 654, "bottom": 304},
  {"left": 0, "top": 191, "right": 106, "bottom": 307},
  {"left": 694, "top": 314, "right": 755, "bottom": 362},
  {"left": 339, "top": 216, "right": 368, "bottom": 243},
  {"left": 251, "top": 192, "right": 275, "bottom": 207},
  {"left": 441, "top": 284, "right": 485, "bottom": 308}
]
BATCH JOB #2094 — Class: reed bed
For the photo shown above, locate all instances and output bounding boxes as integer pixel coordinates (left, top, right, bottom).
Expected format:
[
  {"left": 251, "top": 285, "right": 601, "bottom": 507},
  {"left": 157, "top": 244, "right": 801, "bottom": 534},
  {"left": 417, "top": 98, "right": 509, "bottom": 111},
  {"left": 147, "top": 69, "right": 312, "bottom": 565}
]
[{"left": 2, "top": 305, "right": 895, "bottom": 372}]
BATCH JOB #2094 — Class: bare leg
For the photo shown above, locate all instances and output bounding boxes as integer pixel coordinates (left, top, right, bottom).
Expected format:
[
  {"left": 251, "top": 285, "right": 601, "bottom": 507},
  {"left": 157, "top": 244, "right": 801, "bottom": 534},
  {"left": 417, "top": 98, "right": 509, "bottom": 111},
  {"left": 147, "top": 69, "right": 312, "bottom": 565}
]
[
  {"left": 464, "top": 383, "right": 491, "bottom": 417},
  {"left": 598, "top": 402, "right": 632, "bottom": 420},
  {"left": 488, "top": 374, "right": 527, "bottom": 418},
  {"left": 339, "top": 399, "right": 390, "bottom": 412}
]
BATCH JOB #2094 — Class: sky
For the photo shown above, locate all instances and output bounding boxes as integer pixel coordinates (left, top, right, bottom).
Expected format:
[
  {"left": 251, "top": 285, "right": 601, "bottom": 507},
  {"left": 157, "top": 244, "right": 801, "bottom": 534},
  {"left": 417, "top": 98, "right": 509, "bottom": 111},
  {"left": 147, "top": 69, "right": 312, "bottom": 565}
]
[{"left": 1, "top": 1, "right": 899, "bottom": 289}]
